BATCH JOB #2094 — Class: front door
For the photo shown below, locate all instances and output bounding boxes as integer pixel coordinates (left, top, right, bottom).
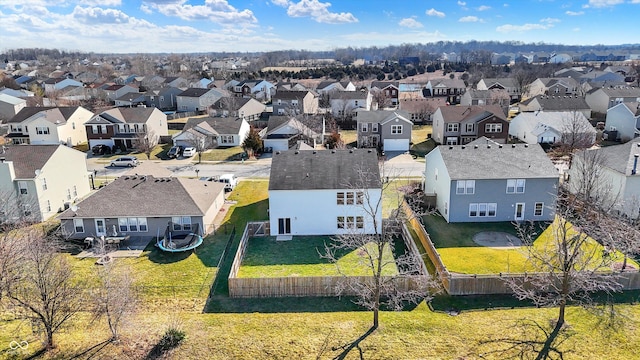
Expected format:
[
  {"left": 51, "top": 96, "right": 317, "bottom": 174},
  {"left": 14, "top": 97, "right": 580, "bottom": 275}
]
[
  {"left": 95, "top": 219, "right": 106, "bottom": 237},
  {"left": 278, "top": 218, "right": 291, "bottom": 235},
  {"left": 514, "top": 203, "right": 525, "bottom": 221}
]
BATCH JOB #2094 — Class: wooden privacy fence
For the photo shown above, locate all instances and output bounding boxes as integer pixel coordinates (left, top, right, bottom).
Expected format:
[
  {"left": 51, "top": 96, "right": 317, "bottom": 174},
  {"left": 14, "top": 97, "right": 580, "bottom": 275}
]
[{"left": 401, "top": 202, "right": 640, "bottom": 295}]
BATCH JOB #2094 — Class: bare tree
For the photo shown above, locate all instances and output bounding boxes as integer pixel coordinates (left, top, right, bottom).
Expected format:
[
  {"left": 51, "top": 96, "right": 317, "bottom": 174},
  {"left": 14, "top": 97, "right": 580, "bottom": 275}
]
[
  {"left": 5, "top": 229, "right": 84, "bottom": 350},
  {"left": 371, "top": 89, "right": 392, "bottom": 110},
  {"left": 321, "top": 166, "right": 436, "bottom": 330},
  {"left": 90, "top": 260, "right": 138, "bottom": 342},
  {"left": 559, "top": 111, "right": 596, "bottom": 161},
  {"left": 134, "top": 129, "right": 158, "bottom": 160},
  {"left": 185, "top": 130, "right": 215, "bottom": 164},
  {"left": 513, "top": 69, "right": 536, "bottom": 100}
]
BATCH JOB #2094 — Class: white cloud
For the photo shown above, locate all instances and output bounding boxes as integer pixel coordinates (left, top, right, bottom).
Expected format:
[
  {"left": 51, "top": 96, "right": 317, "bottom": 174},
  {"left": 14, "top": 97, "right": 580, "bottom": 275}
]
[
  {"left": 79, "top": 0, "right": 122, "bottom": 6},
  {"left": 457, "top": 1, "right": 466, "bottom": 5},
  {"left": 286, "top": 0, "right": 358, "bottom": 24},
  {"left": 426, "top": 8, "right": 445, "bottom": 17},
  {"left": 73, "top": 6, "right": 132, "bottom": 24},
  {"left": 146, "top": 0, "right": 257, "bottom": 25},
  {"left": 140, "top": 4, "right": 152, "bottom": 14},
  {"left": 573, "top": 27, "right": 581, "bottom": 31},
  {"left": 584, "top": 0, "right": 624, "bottom": 8},
  {"left": 540, "top": 17, "right": 560, "bottom": 24},
  {"left": 459, "top": 16, "right": 481, "bottom": 22},
  {"left": 399, "top": 17, "right": 423, "bottom": 28},
  {"left": 271, "top": 0, "right": 290, "bottom": 7},
  {"left": 496, "top": 23, "right": 549, "bottom": 32},
  {"left": 565, "top": 10, "right": 584, "bottom": 15},
  {"left": 477, "top": 5, "right": 491, "bottom": 11}
]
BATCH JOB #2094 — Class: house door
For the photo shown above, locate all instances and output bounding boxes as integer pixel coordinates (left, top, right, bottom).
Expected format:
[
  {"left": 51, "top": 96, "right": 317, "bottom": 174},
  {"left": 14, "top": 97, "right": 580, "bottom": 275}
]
[
  {"left": 95, "top": 219, "right": 106, "bottom": 237},
  {"left": 514, "top": 203, "right": 525, "bottom": 221},
  {"left": 278, "top": 218, "right": 291, "bottom": 235}
]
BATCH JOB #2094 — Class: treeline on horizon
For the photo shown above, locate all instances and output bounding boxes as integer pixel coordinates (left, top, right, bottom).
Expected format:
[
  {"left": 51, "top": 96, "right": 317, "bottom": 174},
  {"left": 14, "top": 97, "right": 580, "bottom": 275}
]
[{"left": 3, "top": 41, "right": 640, "bottom": 64}]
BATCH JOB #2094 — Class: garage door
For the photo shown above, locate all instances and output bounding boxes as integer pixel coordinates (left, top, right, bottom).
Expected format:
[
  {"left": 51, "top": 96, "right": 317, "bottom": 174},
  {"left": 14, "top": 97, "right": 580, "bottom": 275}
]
[{"left": 383, "top": 139, "right": 409, "bottom": 152}]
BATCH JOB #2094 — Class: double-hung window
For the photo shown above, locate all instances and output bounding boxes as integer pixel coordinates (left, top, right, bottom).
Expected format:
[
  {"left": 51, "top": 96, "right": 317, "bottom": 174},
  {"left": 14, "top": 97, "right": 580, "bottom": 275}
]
[
  {"left": 534, "top": 202, "right": 544, "bottom": 216},
  {"left": 74, "top": 218, "right": 84, "bottom": 233},
  {"left": 456, "top": 180, "right": 475, "bottom": 194},
  {"left": 506, "top": 179, "right": 526, "bottom": 193}
]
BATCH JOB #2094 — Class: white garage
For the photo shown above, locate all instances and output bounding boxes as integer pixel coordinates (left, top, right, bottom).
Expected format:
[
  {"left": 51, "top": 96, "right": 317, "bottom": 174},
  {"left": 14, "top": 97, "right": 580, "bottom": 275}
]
[{"left": 383, "top": 138, "right": 410, "bottom": 152}]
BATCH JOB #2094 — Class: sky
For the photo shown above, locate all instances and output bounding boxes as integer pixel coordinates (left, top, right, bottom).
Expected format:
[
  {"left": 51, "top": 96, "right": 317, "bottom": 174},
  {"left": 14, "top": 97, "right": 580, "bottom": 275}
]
[{"left": 1, "top": 0, "right": 640, "bottom": 54}]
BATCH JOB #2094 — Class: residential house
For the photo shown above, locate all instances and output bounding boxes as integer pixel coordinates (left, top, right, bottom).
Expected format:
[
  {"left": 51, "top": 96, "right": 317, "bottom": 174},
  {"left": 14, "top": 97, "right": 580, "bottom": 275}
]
[
  {"left": 0, "top": 145, "right": 91, "bottom": 223},
  {"left": 57, "top": 86, "right": 90, "bottom": 104},
  {"left": 370, "top": 81, "right": 400, "bottom": 107},
  {"left": 432, "top": 105, "right": 509, "bottom": 145},
  {"left": 162, "top": 76, "right": 189, "bottom": 88},
  {"left": 172, "top": 116, "right": 250, "bottom": 149},
  {"left": 476, "top": 78, "right": 521, "bottom": 103},
  {"left": 315, "top": 80, "right": 355, "bottom": 95},
  {"left": 567, "top": 141, "right": 640, "bottom": 218},
  {"left": 211, "top": 97, "right": 266, "bottom": 121},
  {"left": 424, "top": 144, "right": 558, "bottom": 223},
  {"left": 85, "top": 107, "right": 168, "bottom": 149},
  {"left": 261, "top": 116, "right": 320, "bottom": 152},
  {"left": 43, "top": 78, "right": 83, "bottom": 94},
  {"left": 525, "top": 78, "right": 581, "bottom": 98},
  {"left": 104, "top": 84, "right": 138, "bottom": 103},
  {"left": 604, "top": 102, "right": 640, "bottom": 141},
  {"left": 275, "top": 82, "right": 308, "bottom": 92},
  {"left": 0, "top": 88, "right": 34, "bottom": 99},
  {"left": 398, "top": 97, "right": 445, "bottom": 124},
  {"left": 356, "top": 110, "right": 412, "bottom": 151},
  {"left": 424, "top": 78, "right": 466, "bottom": 105},
  {"left": 549, "top": 53, "right": 573, "bottom": 63},
  {"left": 58, "top": 174, "right": 226, "bottom": 240},
  {"left": 5, "top": 106, "right": 93, "bottom": 145},
  {"left": 519, "top": 95, "right": 592, "bottom": 119},
  {"left": 580, "top": 70, "right": 625, "bottom": 84},
  {"left": 144, "top": 87, "right": 183, "bottom": 111},
  {"left": 0, "top": 94, "right": 26, "bottom": 122},
  {"left": 271, "top": 90, "right": 318, "bottom": 115},
  {"left": 460, "top": 89, "right": 510, "bottom": 108},
  {"left": 268, "top": 149, "right": 382, "bottom": 236},
  {"left": 585, "top": 86, "right": 640, "bottom": 116},
  {"left": 230, "top": 79, "right": 274, "bottom": 101},
  {"left": 176, "top": 87, "right": 227, "bottom": 113},
  {"left": 330, "top": 90, "right": 372, "bottom": 119},
  {"left": 115, "top": 92, "right": 146, "bottom": 107},
  {"left": 509, "top": 111, "right": 596, "bottom": 146}
]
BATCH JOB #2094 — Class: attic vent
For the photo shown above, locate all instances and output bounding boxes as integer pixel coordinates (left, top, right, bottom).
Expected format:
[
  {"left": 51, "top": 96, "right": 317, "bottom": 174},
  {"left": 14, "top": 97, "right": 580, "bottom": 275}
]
[
  {"left": 124, "top": 176, "right": 129, "bottom": 180},
  {"left": 155, "top": 179, "right": 160, "bottom": 182}
]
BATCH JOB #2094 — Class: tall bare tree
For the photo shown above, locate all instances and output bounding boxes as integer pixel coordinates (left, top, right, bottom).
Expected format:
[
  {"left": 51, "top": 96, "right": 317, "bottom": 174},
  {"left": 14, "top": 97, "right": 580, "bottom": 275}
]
[
  {"left": 5, "top": 228, "right": 84, "bottom": 349},
  {"left": 134, "top": 129, "right": 158, "bottom": 160},
  {"left": 559, "top": 111, "right": 596, "bottom": 161},
  {"left": 321, "top": 166, "right": 436, "bottom": 330}
]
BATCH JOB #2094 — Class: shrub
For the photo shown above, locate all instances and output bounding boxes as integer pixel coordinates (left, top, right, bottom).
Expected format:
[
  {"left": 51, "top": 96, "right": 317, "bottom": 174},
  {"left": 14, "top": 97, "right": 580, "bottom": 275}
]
[{"left": 158, "top": 327, "right": 186, "bottom": 351}]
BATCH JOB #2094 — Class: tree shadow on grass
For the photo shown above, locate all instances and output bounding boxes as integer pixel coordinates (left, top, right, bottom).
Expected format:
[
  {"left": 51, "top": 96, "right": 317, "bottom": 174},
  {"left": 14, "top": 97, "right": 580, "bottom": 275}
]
[
  {"left": 206, "top": 295, "right": 365, "bottom": 313},
  {"left": 319, "top": 326, "right": 377, "bottom": 360},
  {"left": 25, "top": 339, "right": 112, "bottom": 360}
]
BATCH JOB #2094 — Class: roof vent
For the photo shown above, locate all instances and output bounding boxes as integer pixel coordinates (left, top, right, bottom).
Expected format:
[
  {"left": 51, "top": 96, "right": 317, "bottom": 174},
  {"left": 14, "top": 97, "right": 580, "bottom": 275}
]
[
  {"left": 449, "top": 146, "right": 453, "bottom": 150},
  {"left": 499, "top": 145, "right": 503, "bottom": 148},
  {"left": 461, "top": 146, "right": 465, "bottom": 149},
  {"left": 367, "top": 149, "right": 372, "bottom": 153},
  {"left": 331, "top": 150, "right": 336, "bottom": 153},
  {"left": 474, "top": 145, "right": 478, "bottom": 149},
  {"left": 313, "top": 150, "right": 317, "bottom": 154},
  {"left": 487, "top": 145, "right": 491, "bottom": 149},
  {"left": 524, "top": 144, "right": 529, "bottom": 148},
  {"left": 512, "top": 144, "right": 516, "bottom": 148},
  {"left": 275, "top": 151, "right": 280, "bottom": 155},
  {"left": 349, "top": 149, "right": 353, "bottom": 153},
  {"left": 294, "top": 151, "right": 299, "bottom": 154}
]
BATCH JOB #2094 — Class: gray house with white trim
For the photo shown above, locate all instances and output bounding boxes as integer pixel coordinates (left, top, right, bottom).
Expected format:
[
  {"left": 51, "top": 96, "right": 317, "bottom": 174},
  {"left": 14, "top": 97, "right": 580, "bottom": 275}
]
[{"left": 424, "top": 143, "right": 559, "bottom": 223}]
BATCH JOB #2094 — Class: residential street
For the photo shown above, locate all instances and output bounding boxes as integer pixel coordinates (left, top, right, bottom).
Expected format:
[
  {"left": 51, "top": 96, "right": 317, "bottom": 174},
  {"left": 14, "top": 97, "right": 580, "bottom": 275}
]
[{"left": 86, "top": 151, "right": 426, "bottom": 180}]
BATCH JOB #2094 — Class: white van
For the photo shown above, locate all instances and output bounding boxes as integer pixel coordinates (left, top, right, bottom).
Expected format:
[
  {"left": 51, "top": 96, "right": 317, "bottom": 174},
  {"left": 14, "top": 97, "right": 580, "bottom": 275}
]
[{"left": 218, "top": 174, "right": 238, "bottom": 191}]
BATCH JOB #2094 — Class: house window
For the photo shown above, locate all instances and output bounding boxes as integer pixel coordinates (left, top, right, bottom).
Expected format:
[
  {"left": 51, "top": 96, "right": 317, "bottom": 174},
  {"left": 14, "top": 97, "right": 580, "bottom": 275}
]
[
  {"left": 346, "top": 216, "right": 355, "bottom": 229},
  {"left": 447, "top": 123, "right": 459, "bottom": 132},
  {"left": 72, "top": 122, "right": 76, "bottom": 129},
  {"left": 92, "top": 125, "right": 99, "bottom": 134},
  {"left": 172, "top": 216, "right": 192, "bottom": 231},
  {"left": 469, "top": 203, "right": 497, "bottom": 217},
  {"left": 356, "top": 216, "right": 364, "bottom": 229},
  {"left": 465, "top": 123, "right": 474, "bottom": 132},
  {"left": 128, "top": 218, "right": 138, "bottom": 232},
  {"left": 337, "top": 192, "right": 345, "bottom": 205},
  {"left": 534, "top": 202, "right": 544, "bottom": 216},
  {"left": 361, "top": 123, "right": 368, "bottom": 132},
  {"left": 18, "top": 181, "right": 28, "bottom": 195},
  {"left": 446, "top": 137, "right": 458, "bottom": 145},
  {"left": 346, "top": 192, "right": 354, "bottom": 205},
  {"left": 118, "top": 217, "right": 148, "bottom": 232},
  {"left": 485, "top": 123, "right": 503, "bottom": 133},
  {"left": 73, "top": 218, "right": 84, "bottom": 233},
  {"left": 337, "top": 216, "right": 345, "bottom": 229},
  {"left": 372, "top": 124, "right": 378, "bottom": 132},
  {"left": 506, "top": 179, "right": 526, "bottom": 194},
  {"left": 456, "top": 180, "right": 475, "bottom": 194},
  {"left": 138, "top": 218, "right": 148, "bottom": 232},
  {"left": 356, "top": 192, "right": 364, "bottom": 205},
  {"left": 36, "top": 126, "right": 50, "bottom": 135},
  {"left": 391, "top": 125, "right": 402, "bottom": 134},
  {"left": 119, "top": 218, "right": 128, "bottom": 232},
  {"left": 221, "top": 135, "right": 234, "bottom": 144},
  {"left": 100, "top": 125, "right": 107, "bottom": 134},
  {"left": 42, "top": 178, "right": 47, "bottom": 190}
]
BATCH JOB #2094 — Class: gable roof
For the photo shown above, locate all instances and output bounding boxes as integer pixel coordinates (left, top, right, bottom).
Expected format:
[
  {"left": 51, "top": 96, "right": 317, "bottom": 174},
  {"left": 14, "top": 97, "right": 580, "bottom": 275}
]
[
  {"left": 512, "top": 111, "right": 593, "bottom": 135},
  {"left": 183, "top": 116, "right": 246, "bottom": 135},
  {"left": 0, "top": 93, "right": 25, "bottom": 105},
  {"left": 588, "top": 86, "right": 640, "bottom": 97},
  {"left": 88, "top": 107, "right": 159, "bottom": 124},
  {"left": 273, "top": 90, "right": 313, "bottom": 100},
  {"left": 434, "top": 143, "right": 558, "bottom": 180},
  {"left": 178, "top": 88, "right": 212, "bottom": 97},
  {"left": 0, "top": 144, "right": 62, "bottom": 179},
  {"left": 479, "top": 78, "right": 519, "bottom": 89},
  {"left": 521, "top": 95, "right": 590, "bottom": 111},
  {"left": 7, "top": 106, "right": 83, "bottom": 124},
  {"left": 436, "top": 105, "right": 506, "bottom": 123},
  {"left": 269, "top": 149, "right": 381, "bottom": 191},
  {"left": 356, "top": 110, "right": 411, "bottom": 124},
  {"left": 58, "top": 175, "right": 225, "bottom": 219},
  {"left": 370, "top": 81, "right": 399, "bottom": 90},
  {"left": 580, "top": 141, "right": 640, "bottom": 176}
]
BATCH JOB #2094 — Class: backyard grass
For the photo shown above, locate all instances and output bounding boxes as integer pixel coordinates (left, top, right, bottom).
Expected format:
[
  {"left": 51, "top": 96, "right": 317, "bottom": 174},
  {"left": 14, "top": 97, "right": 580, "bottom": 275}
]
[
  {"left": 424, "top": 214, "right": 638, "bottom": 274},
  {"left": 237, "top": 236, "right": 398, "bottom": 278}
]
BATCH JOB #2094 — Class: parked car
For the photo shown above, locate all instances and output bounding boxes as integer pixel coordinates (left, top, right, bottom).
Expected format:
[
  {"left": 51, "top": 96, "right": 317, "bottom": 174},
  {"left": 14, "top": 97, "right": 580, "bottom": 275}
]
[
  {"left": 109, "top": 156, "right": 139, "bottom": 167},
  {"left": 182, "top": 147, "right": 196, "bottom": 157},
  {"left": 218, "top": 173, "right": 238, "bottom": 192},
  {"left": 91, "top": 144, "right": 111, "bottom": 155},
  {"left": 166, "top": 145, "right": 183, "bottom": 159}
]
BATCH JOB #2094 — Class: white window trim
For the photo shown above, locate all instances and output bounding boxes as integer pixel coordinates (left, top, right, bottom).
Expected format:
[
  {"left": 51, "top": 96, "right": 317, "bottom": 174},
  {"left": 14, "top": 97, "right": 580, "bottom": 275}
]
[
  {"left": 469, "top": 203, "right": 497, "bottom": 217},
  {"left": 73, "top": 218, "right": 84, "bottom": 233},
  {"left": 456, "top": 180, "right": 475, "bottom": 195},
  {"left": 534, "top": 202, "right": 544, "bottom": 216},
  {"left": 391, "top": 125, "right": 402, "bottom": 134},
  {"left": 506, "top": 179, "right": 526, "bottom": 194}
]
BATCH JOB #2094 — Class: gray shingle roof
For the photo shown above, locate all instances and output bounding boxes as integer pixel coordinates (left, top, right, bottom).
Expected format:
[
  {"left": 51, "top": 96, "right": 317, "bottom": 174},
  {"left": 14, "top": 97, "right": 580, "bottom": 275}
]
[
  {"left": 356, "top": 110, "right": 410, "bottom": 124},
  {"left": 521, "top": 95, "right": 590, "bottom": 111},
  {"left": 7, "top": 106, "right": 82, "bottom": 124},
  {"left": 583, "top": 141, "right": 640, "bottom": 175},
  {"left": 88, "top": 107, "right": 158, "bottom": 124},
  {"left": 0, "top": 145, "right": 61, "bottom": 179},
  {"left": 183, "top": 116, "right": 245, "bottom": 135},
  {"left": 436, "top": 105, "right": 506, "bottom": 123},
  {"left": 58, "top": 175, "right": 225, "bottom": 219},
  {"left": 435, "top": 143, "right": 559, "bottom": 180},
  {"left": 269, "top": 149, "right": 381, "bottom": 190}
]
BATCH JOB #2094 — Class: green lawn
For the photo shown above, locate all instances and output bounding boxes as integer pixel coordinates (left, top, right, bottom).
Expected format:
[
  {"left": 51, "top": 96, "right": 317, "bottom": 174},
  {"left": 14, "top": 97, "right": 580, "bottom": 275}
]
[
  {"left": 238, "top": 236, "right": 398, "bottom": 277},
  {"left": 424, "top": 214, "right": 637, "bottom": 274},
  {"left": 198, "top": 146, "right": 246, "bottom": 162}
]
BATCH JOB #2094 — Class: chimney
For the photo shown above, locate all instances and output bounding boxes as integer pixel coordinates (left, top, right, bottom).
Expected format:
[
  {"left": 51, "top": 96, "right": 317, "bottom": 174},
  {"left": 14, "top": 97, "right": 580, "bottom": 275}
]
[{"left": 633, "top": 154, "right": 639, "bottom": 175}]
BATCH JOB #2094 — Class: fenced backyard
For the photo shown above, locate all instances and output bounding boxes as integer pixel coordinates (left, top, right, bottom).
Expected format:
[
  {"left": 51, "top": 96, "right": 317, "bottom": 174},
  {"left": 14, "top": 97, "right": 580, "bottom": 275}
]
[
  {"left": 401, "top": 202, "right": 640, "bottom": 295},
  {"left": 227, "top": 221, "right": 427, "bottom": 298}
]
